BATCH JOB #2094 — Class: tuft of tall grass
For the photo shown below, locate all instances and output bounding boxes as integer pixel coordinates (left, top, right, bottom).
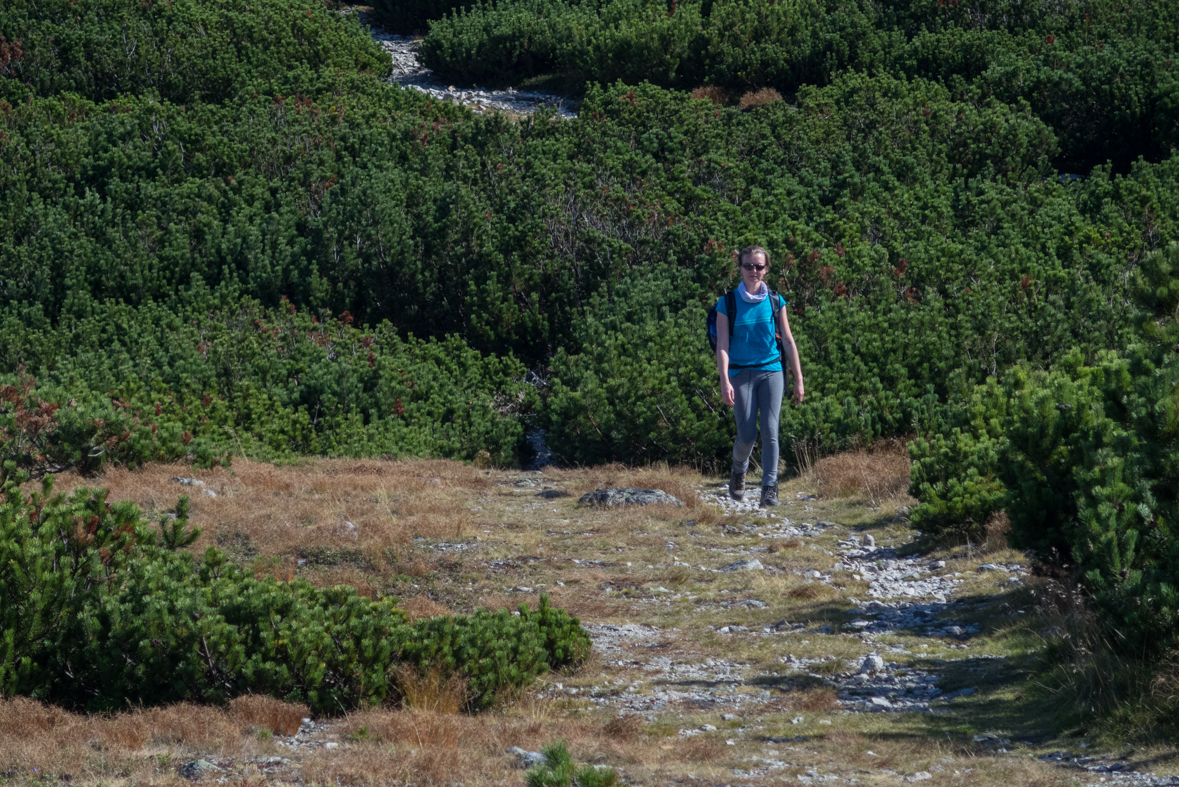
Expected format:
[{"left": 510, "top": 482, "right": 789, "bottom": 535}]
[
  {"left": 396, "top": 667, "right": 468, "bottom": 715},
  {"left": 738, "top": 87, "right": 783, "bottom": 108},
  {"left": 813, "top": 443, "right": 911, "bottom": 506},
  {"left": 1034, "top": 580, "right": 1179, "bottom": 742}
]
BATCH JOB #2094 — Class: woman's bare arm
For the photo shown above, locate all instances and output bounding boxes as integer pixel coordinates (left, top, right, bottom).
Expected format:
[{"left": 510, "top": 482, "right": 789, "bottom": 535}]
[
  {"left": 717, "top": 312, "right": 735, "bottom": 406},
  {"left": 778, "top": 304, "right": 805, "bottom": 404}
]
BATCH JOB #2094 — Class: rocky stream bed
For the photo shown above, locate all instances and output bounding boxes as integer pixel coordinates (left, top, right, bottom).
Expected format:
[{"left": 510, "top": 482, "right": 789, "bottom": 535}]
[{"left": 352, "top": 10, "right": 579, "bottom": 117}]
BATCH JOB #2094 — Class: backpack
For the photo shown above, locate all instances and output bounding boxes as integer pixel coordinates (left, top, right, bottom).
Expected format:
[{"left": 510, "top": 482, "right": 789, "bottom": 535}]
[{"left": 707, "top": 290, "right": 788, "bottom": 369}]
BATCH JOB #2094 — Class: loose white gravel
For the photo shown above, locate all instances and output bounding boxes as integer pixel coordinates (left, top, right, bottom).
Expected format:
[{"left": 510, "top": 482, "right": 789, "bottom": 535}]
[{"left": 361, "top": 18, "right": 579, "bottom": 117}]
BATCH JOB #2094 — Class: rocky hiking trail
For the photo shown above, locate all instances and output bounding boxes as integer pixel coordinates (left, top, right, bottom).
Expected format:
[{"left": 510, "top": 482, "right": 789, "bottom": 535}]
[
  {"left": 21, "top": 459, "right": 1179, "bottom": 786},
  {"left": 480, "top": 475, "right": 1178, "bottom": 786}
]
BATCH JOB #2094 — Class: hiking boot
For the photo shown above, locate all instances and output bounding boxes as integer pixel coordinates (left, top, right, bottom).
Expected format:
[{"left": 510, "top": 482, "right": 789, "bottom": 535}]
[
  {"left": 759, "top": 483, "right": 780, "bottom": 508},
  {"left": 728, "top": 468, "right": 746, "bottom": 501}
]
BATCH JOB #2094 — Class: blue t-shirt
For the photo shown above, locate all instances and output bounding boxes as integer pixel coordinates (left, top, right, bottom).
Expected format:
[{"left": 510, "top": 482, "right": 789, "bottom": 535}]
[{"left": 716, "top": 295, "right": 783, "bottom": 377}]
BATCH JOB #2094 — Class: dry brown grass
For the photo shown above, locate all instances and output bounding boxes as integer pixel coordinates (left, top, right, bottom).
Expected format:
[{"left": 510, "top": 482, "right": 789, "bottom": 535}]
[
  {"left": 814, "top": 443, "right": 912, "bottom": 504},
  {"left": 603, "top": 713, "right": 642, "bottom": 741},
  {"left": 1153, "top": 650, "right": 1179, "bottom": 704},
  {"left": 400, "top": 595, "right": 454, "bottom": 621},
  {"left": 766, "top": 537, "right": 802, "bottom": 553},
  {"left": 326, "top": 708, "right": 620, "bottom": 787},
  {"left": 0, "top": 696, "right": 310, "bottom": 778},
  {"left": 738, "top": 87, "right": 783, "bottom": 108},
  {"left": 786, "top": 583, "right": 824, "bottom": 599},
  {"left": 690, "top": 85, "right": 729, "bottom": 105},
  {"left": 303, "top": 743, "right": 499, "bottom": 787},
  {"left": 396, "top": 667, "right": 468, "bottom": 714},
  {"left": 542, "top": 588, "right": 627, "bottom": 621},
  {"left": 678, "top": 734, "right": 728, "bottom": 763},
  {"left": 982, "top": 510, "right": 1011, "bottom": 553},
  {"left": 228, "top": 695, "right": 307, "bottom": 736},
  {"left": 547, "top": 462, "right": 704, "bottom": 510},
  {"left": 797, "top": 687, "right": 840, "bottom": 712},
  {"left": 41, "top": 458, "right": 488, "bottom": 587}
]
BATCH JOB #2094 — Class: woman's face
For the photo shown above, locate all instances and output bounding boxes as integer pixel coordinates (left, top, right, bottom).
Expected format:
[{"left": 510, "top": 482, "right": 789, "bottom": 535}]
[{"left": 740, "top": 250, "right": 769, "bottom": 292}]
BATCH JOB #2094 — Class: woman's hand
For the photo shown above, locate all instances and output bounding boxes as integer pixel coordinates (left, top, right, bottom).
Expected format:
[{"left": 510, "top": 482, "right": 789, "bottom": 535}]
[
  {"left": 793, "top": 381, "right": 805, "bottom": 404},
  {"left": 722, "top": 378, "right": 735, "bottom": 406}
]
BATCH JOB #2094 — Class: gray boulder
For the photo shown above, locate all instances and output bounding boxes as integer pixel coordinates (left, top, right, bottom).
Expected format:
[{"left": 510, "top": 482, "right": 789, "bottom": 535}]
[
  {"left": 177, "top": 760, "right": 220, "bottom": 781},
  {"left": 720, "top": 558, "right": 764, "bottom": 572},
  {"left": 578, "top": 488, "right": 683, "bottom": 507},
  {"left": 860, "top": 653, "right": 885, "bottom": 674},
  {"left": 507, "top": 747, "right": 545, "bottom": 769}
]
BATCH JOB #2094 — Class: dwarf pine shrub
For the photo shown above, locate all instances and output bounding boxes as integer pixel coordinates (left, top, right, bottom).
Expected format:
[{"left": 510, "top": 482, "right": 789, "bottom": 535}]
[{"left": 0, "top": 471, "right": 589, "bottom": 713}]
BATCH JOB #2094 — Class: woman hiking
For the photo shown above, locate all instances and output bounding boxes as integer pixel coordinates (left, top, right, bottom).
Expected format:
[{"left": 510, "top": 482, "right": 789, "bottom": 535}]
[{"left": 715, "top": 245, "right": 805, "bottom": 507}]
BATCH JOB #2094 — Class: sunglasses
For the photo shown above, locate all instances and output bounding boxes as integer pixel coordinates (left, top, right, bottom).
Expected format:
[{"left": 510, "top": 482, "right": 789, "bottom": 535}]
[{"left": 740, "top": 263, "right": 767, "bottom": 272}]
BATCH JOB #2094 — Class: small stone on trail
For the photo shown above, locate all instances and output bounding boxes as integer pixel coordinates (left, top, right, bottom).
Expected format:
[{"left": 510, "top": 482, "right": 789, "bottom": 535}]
[
  {"left": 860, "top": 654, "right": 885, "bottom": 674},
  {"left": 578, "top": 488, "right": 683, "bottom": 507},
  {"left": 202, "top": 488, "right": 217, "bottom": 497},
  {"left": 699, "top": 724, "right": 717, "bottom": 732},
  {"left": 862, "top": 534, "right": 876, "bottom": 548},
  {"left": 172, "top": 477, "right": 205, "bottom": 486},
  {"left": 507, "top": 747, "right": 545, "bottom": 769},
  {"left": 906, "top": 772, "right": 933, "bottom": 782},
  {"left": 177, "top": 760, "right": 219, "bottom": 780},
  {"left": 792, "top": 716, "right": 804, "bottom": 724},
  {"left": 722, "top": 714, "right": 739, "bottom": 721},
  {"left": 537, "top": 489, "right": 569, "bottom": 499},
  {"left": 720, "top": 558, "right": 764, "bottom": 572},
  {"left": 869, "top": 697, "right": 892, "bottom": 708}
]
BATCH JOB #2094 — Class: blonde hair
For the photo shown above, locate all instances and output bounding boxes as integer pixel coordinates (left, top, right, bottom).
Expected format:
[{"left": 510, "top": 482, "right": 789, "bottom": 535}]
[{"left": 737, "top": 245, "right": 770, "bottom": 269}]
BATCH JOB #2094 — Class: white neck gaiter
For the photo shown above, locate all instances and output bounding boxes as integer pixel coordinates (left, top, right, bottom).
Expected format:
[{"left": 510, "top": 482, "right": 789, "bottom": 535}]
[{"left": 737, "top": 281, "right": 767, "bottom": 303}]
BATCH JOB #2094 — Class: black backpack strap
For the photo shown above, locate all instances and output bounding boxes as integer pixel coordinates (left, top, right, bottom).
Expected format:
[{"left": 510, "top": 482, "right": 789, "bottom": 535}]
[{"left": 725, "top": 291, "right": 737, "bottom": 341}]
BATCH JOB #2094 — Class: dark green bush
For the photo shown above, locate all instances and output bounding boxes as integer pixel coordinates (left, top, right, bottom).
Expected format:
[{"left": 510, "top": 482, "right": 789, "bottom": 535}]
[
  {"left": 420, "top": 0, "right": 1177, "bottom": 167},
  {"left": 0, "top": 295, "right": 534, "bottom": 468},
  {"left": 3, "top": 0, "right": 1178, "bottom": 482},
  {"left": 536, "top": 77, "right": 1156, "bottom": 466},
  {"left": 526, "top": 740, "right": 618, "bottom": 787},
  {"left": 0, "top": 473, "right": 590, "bottom": 713},
  {"left": 419, "top": 0, "right": 573, "bottom": 84},
  {"left": 909, "top": 242, "right": 1179, "bottom": 653},
  {"left": 0, "top": 0, "right": 390, "bottom": 105},
  {"left": 371, "top": 0, "right": 474, "bottom": 34}
]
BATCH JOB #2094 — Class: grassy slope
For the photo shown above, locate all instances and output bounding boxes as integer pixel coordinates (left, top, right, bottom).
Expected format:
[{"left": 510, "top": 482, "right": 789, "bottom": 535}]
[{"left": 3, "top": 455, "right": 1178, "bottom": 785}]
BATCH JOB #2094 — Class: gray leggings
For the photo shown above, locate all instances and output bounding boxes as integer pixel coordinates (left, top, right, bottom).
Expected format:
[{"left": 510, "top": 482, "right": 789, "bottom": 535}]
[{"left": 731, "top": 368, "right": 785, "bottom": 487}]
